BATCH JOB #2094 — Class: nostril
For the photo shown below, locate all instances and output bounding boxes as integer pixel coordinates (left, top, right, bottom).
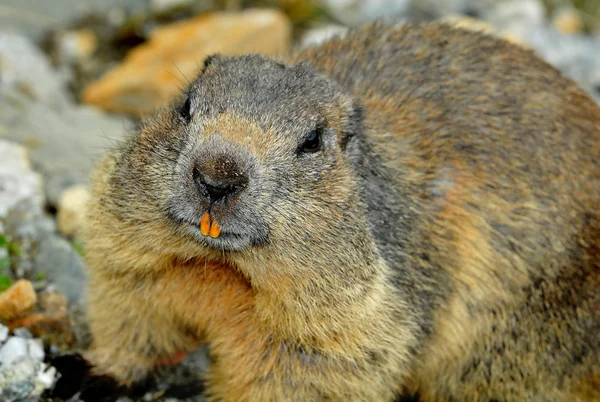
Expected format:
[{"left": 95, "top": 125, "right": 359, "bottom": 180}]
[
  {"left": 204, "top": 182, "right": 236, "bottom": 202},
  {"left": 193, "top": 165, "right": 247, "bottom": 204}
]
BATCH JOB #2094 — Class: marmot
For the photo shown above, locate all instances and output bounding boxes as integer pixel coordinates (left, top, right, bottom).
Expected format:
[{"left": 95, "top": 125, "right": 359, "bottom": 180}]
[{"left": 79, "top": 22, "right": 600, "bottom": 401}]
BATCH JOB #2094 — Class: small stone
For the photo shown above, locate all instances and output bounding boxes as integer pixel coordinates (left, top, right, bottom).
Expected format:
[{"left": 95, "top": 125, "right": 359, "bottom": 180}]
[
  {"left": 150, "top": 0, "right": 194, "bottom": 14},
  {"left": 56, "top": 185, "right": 91, "bottom": 238},
  {"left": 82, "top": 9, "right": 292, "bottom": 116},
  {"left": 0, "top": 325, "right": 8, "bottom": 343},
  {"left": 12, "top": 328, "right": 33, "bottom": 339},
  {"left": 0, "top": 337, "right": 28, "bottom": 366},
  {"left": 26, "top": 340, "right": 44, "bottom": 362},
  {"left": 38, "top": 291, "right": 68, "bottom": 314},
  {"left": 7, "top": 312, "right": 75, "bottom": 352},
  {"left": 443, "top": 15, "right": 494, "bottom": 35},
  {"left": 301, "top": 24, "right": 348, "bottom": 48},
  {"left": 0, "top": 280, "right": 37, "bottom": 322},
  {"left": 0, "top": 359, "right": 56, "bottom": 400},
  {"left": 552, "top": 7, "right": 584, "bottom": 35},
  {"left": 56, "top": 29, "right": 98, "bottom": 63},
  {"left": 36, "top": 364, "right": 57, "bottom": 388}
]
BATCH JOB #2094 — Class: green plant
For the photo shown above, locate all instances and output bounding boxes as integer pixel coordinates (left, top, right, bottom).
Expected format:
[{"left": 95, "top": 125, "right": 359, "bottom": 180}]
[{"left": 0, "top": 234, "right": 14, "bottom": 291}]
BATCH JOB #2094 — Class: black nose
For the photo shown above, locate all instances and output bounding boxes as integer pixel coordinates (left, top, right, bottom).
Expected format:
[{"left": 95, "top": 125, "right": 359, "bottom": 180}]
[{"left": 193, "top": 156, "right": 248, "bottom": 204}]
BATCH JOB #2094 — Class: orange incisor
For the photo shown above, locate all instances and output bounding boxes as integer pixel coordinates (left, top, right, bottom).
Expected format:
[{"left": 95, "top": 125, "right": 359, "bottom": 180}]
[{"left": 200, "top": 212, "right": 221, "bottom": 238}]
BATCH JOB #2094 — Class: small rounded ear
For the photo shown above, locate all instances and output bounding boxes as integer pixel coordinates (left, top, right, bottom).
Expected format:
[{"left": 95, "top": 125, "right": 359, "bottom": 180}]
[
  {"left": 202, "top": 54, "right": 219, "bottom": 71},
  {"left": 338, "top": 96, "right": 364, "bottom": 151}
]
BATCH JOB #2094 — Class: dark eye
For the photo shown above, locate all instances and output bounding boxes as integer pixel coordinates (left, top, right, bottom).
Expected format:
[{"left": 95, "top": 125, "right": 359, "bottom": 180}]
[
  {"left": 180, "top": 96, "right": 192, "bottom": 122},
  {"left": 300, "top": 128, "right": 322, "bottom": 153}
]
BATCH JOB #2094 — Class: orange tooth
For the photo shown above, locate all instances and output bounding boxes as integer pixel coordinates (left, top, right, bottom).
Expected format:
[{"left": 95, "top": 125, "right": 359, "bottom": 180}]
[
  {"left": 200, "top": 212, "right": 211, "bottom": 236},
  {"left": 209, "top": 219, "right": 221, "bottom": 238}
]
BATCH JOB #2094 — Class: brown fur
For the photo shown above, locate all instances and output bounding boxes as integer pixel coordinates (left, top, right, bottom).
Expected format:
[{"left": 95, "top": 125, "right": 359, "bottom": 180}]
[{"left": 83, "top": 22, "right": 600, "bottom": 401}]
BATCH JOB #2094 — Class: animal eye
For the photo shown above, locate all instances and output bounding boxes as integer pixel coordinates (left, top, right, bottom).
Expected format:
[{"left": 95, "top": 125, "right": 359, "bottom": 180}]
[
  {"left": 180, "top": 96, "right": 192, "bottom": 122},
  {"left": 300, "top": 128, "right": 322, "bottom": 153}
]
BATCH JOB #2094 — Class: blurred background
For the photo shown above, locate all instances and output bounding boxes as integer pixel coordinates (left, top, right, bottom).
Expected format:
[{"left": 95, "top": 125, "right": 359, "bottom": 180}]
[{"left": 0, "top": 1, "right": 599, "bottom": 401}]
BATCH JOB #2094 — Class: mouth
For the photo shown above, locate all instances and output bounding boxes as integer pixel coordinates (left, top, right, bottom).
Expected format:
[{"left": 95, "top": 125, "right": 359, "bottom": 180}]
[{"left": 182, "top": 220, "right": 260, "bottom": 252}]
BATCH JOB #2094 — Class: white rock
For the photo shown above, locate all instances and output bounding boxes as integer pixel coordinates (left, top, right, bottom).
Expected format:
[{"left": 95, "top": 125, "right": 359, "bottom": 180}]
[
  {"left": 0, "top": 359, "right": 57, "bottom": 399},
  {"left": 485, "top": 0, "right": 545, "bottom": 33},
  {"left": 26, "top": 340, "right": 45, "bottom": 362},
  {"left": 35, "top": 363, "right": 57, "bottom": 388},
  {"left": 0, "top": 325, "right": 8, "bottom": 343},
  {"left": 0, "top": 141, "right": 44, "bottom": 219},
  {"left": 301, "top": 24, "right": 348, "bottom": 48},
  {"left": 0, "top": 337, "right": 29, "bottom": 367},
  {"left": 56, "top": 29, "right": 98, "bottom": 64}
]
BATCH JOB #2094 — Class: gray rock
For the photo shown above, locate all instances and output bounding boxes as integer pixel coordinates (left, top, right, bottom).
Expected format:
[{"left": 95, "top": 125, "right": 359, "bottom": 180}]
[
  {"left": 322, "top": 0, "right": 412, "bottom": 26},
  {"left": 3, "top": 196, "right": 58, "bottom": 279},
  {"left": 0, "top": 32, "right": 132, "bottom": 206},
  {"left": 12, "top": 328, "right": 33, "bottom": 339},
  {"left": 0, "top": 139, "right": 87, "bottom": 298},
  {"left": 34, "top": 235, "right": 87, "bottom": 303},
  {"left": 0, "top": 337, "right": 28, "bottom": 367},
  {"left": 0, "top": 31, "right": 70, "bottom": 108},
  {"left": 0, "top": 0, "right": 147, "bottom": 40}
]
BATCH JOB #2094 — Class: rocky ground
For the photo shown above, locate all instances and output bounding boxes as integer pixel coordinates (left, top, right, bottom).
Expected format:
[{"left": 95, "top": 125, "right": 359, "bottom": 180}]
[{"left": 0, "top": 0, "right": 599, "bottom": 401}]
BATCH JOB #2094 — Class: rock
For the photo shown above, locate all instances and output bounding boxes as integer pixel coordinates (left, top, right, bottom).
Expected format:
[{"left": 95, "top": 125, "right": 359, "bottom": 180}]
[
  {"left": 0, "top": 280, "right": 37, "bottom": 322},
  {"left": 443, "top": 15, "right": 494, "bottom": 35},
  {"left": 82, "top": 8, "right": 292, "bottom": 116},
  {"left": 0, "top": 141, "right": 43, "bottom": 220},
  {"left": 484, "top": 0, "right": 545, "bottom": 37},
  {"left": 0, "top": 325, "right": 8, "bottom": 343},
  {"left": 33, "top": 237, "right": 87, "bottom": 303},
  {"left": 12, "top": 328, "right": 33, "bottom": 339},
  {"left": 55, "top": 28, "right": 98, "bottom": 64},
  {"left": 0, "top": 90, "right": 132, "bottom": 206},
  {"left": 0, "top": 337, "right": 28, "bottom": 366},
  {"left": 0, "top": 32, "right": 132, "bottom": 206},
  {"left": 4, "top": 199, "right": 58, "bottom": 280},
  {"left": 38, "top": 291, "right": 69, "bottom": 314},
  {"left": 25, "top": 340, "right": 44, "bottom": 362},
  {"left": 322, "top": 0, "right": 412, "bottom": 26},
  {"left": 300, "top": 24, "right": 348, "bottom": 48},
  {"left": 0, "top": 0, "right": 147, "bottom": 40},
  {"left": 149, "top": 0, "right": 194, "bottom": 15},
  {"left": 0, "top": 31, "right": 69, "bottom": 109},
  {"left": 7, "top": 313, "right": 76, "bottom": 352},
  {"left": 0, "top": 359, "right": 57, "bottom": 401},
  {"left": 57, "top": 185, "right": 91, "bottom": 238},
  {"left": 552, "top": 7, "right": 584, "bottom": 34}
]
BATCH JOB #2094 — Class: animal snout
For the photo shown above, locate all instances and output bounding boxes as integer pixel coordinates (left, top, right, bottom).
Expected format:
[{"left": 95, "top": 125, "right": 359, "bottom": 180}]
[{"left": 193, "top": 153, "right": 249, "bottom": 204}]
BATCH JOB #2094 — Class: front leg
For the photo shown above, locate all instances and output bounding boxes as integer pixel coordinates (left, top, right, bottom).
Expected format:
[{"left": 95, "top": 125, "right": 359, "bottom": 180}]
[
  {"left": 85, "top": 270, "right": 202, "bottom": 386},
  {"left": 203, "top": 321, "right": 406, "bottom": 402}
]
